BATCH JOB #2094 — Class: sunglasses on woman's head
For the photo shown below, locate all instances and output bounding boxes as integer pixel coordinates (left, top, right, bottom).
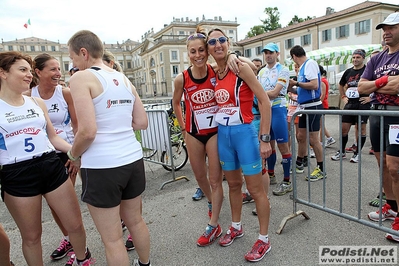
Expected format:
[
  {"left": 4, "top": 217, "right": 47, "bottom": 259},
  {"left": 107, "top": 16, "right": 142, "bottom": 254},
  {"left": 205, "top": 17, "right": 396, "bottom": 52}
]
[
  {"left": 207, "top": 36, "right": 228, "bottom": 46},
  {"left": 187, "top": 33, "right": 206, "bottom": 40}
]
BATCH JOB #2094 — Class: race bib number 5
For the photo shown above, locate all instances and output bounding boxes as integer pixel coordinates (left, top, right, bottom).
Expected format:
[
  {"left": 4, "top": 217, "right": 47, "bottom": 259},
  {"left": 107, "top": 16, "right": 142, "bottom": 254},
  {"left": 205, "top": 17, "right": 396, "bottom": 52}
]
[{"left": 389, "top": 125, "right": 399, "bottom": 145}]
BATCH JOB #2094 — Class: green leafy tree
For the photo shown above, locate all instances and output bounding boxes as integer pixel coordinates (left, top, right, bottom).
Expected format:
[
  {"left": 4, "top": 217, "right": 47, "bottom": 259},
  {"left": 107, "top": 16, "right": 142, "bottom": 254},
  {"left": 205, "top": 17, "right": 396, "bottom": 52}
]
[
  {"left": 247, "top": 25, "right": 265, "bottom": 38},
  {"left": 246, "top": 7, "right": 281, "bottom": 38},
  {"left": 287, "top": 15, "right": 314, "bottom": 26}
]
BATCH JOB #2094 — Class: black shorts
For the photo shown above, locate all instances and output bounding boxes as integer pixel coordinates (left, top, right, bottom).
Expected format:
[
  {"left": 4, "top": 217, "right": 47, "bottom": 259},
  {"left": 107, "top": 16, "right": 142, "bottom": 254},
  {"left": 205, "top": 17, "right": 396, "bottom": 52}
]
[
  {"left": 342, "top": 100, "right": 371, "bottom": 124},
  {"left": 0, "top": 152, "right": 68, "bottom": 200},
  {"left": 369, "top": 114, "right": 399, "bottom": 156},
  {"left": 80, "top": 158, "right": 146, "bottom": 208},
  {"left": 298, "top": 104, "right": 323, "bottom": 132}
]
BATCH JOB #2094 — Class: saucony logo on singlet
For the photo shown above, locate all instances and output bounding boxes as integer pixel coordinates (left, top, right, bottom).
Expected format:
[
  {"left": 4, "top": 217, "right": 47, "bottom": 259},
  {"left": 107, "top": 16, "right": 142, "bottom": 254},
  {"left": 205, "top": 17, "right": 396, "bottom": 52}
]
[{"left": 5, "top": 127, "right": 41, "bottom": 138}]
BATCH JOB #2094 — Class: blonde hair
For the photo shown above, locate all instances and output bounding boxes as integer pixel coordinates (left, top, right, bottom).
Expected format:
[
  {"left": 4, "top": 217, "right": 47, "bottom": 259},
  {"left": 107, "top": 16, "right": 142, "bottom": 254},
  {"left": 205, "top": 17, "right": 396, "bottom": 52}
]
[{"left": 103, "top": 50, "right": 123, "bottom": 72}]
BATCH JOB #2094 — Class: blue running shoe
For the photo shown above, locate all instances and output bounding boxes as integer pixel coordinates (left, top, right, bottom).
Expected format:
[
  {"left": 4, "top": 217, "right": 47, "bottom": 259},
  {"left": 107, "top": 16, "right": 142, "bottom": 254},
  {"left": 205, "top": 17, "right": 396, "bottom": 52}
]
[{"left": 192, "top": 188, "right": 204, "bottom": 201}]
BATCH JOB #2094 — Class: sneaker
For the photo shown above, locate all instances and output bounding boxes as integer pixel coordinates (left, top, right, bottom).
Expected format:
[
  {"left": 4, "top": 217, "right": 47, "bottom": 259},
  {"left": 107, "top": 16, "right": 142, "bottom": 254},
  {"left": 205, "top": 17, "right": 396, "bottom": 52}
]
[
  {"left": 125, "top": 235, "right": 135, "bottom": 251},
  {"left": 369, "top": 149, "right": 374, "bottom": 155},
  {"left": 50, "top": 238, "right": 73, "bottom": 260},
  {"left": 369, "top": 193, "right": 386, "bottom": 207},
  {"left": 345, "top": 144, "right": 357, "bottom": 153},
  {"left": 296, "top": 163, "right": 304, "bottom": 174},
  {"left": 192, "top": 188, "right": 204, "bottom": 201},
  {"left": 242, "top": 192, "right": 254, "bottom": 204},
  {"left": 121, "top": 219, "right": 127, "bottom": 231},
  {"left": 303, "top": 157, "right": 308, "bottom": 167},
  {"left": 65, "top": 248, "right": 92, "bottom": 266},
  {"left": 252, "top": 208, "right": 257, "bottom": 216},
  {"left": 133, "top": 259, "right": 152, "bottom": 266},
  {"left": 269, "top": 174, "right": 277, "bottom": 185},
  {"left": 10, "top": 262, "right": 14, "bottom": 266},
  {"left": 197, "top": 224, "right": 222, "bottom": 246},
  {"left": 331, "top": 151, "right": 346, "bottom": 161},
  {"left": 272, "top": 181, "right": 293, "bottom": 196},
  {"left": 218, "top": 226, "right": 244, "bottom": 247},
  {"left": 244, "top": 239, "right": 271, "bottom": 262},
  {"left": 305, "top": 167, "right": 326, "bottom": 182},
  {"left": 386, "top": 217, "right": 399, "bottom": 242},
  {"left": 309, "top": 148, "right": 315, "bottom": 158},
  {"left": 208, "top": 201, "right": 212, "bottom": 218},
  {"left": 325, "top": 137, "right": 336, "bottom": 147},
  {"left": 350, "top": 154, "right": 359, "bottom": 163},
  {"left": 368, "top": 203, "right": 398, "bottom": 222}
]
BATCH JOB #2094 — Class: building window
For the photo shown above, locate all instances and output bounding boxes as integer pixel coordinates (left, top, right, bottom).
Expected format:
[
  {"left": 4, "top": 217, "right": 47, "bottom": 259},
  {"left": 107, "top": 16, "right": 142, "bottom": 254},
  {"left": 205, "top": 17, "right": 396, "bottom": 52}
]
[
  {"left": 244, "top": 49, "right": 252, "bottom": 58},
  {"left": 51, "top": 46, "right": 56, "bottom": 51},
  {"left": 171, "top": 51, "right": 178, "bottom": 61},
  {"left": 256, "top": 46, "right": 262, "bottom": 55},
  {"left": 229, "top": 30, "right": 234, "bottom": 34},
  {"left": 150, "top": 57, "right": 155, "bottom": 67},
  {"left": 160, "top": 52, "right": 163, "bottom": 62},
  {"left": 19, "top": 46, "right": 24, "bottom": 51},
  {"left": 355, "top": 19, "right": 370, "bottom": 35},
  {"left": 172, "top": 65, "right": 179, "bottom": 77},
  {"left": 64, "top": 63, "right": 69, "bottom": 72},
  {"left": 179, "top": 31, "right": 184, "bottom": 35},
  {"left": 30, "top": 46, "right": 35, "bottom": 51},
  {"left": 161, "top": 67, "right": 164, "bottom": 80},
  {"left": 336, "top": 25, "right": 349, "bottom": 38},
  {"left": 301, "top": 34, "right": 311, "bottom": 46},
  {"left": 127, "top": 62, "right": 132, "bottom": 69},
  {"left": 41, "top": 46, "right": 45, "bottom": 51},
  {"left": 322, "top": 29, "right": 331, "bottom": 42},
  {"left": 285, "top": 39, "right": 294, "bottom": 49},
  {"left": 8, "top": 45, "right": 13, "bottom": 51},
  {"left": 119, "top": 61, "right": 124, "bottom": 69}
]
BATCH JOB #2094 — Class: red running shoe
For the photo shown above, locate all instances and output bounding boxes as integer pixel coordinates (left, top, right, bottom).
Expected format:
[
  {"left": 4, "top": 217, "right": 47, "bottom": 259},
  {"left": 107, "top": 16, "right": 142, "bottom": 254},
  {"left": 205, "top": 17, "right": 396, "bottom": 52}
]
[
  {"left": 244, "top": 239, "right": 271, "bottom": 262},
  {"left": 218, "top": 226, "right": 244, "bottom": 247},
  {"left": 197, "top": 224, "right": 222, "bottom": 246}
]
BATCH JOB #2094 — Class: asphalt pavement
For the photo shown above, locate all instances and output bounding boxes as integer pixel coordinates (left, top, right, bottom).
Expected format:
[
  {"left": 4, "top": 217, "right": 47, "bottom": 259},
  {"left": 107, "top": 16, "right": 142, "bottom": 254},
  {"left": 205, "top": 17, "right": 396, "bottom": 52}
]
[{"left": 1, "top": 110, "right": 398, "bottom": 266}]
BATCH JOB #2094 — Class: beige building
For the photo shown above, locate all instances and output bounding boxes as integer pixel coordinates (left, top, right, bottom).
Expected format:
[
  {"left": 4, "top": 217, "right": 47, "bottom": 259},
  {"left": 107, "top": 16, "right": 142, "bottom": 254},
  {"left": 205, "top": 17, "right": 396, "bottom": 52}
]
[{"left": 0, "top": 1, "right": 397, "bottom": 98}]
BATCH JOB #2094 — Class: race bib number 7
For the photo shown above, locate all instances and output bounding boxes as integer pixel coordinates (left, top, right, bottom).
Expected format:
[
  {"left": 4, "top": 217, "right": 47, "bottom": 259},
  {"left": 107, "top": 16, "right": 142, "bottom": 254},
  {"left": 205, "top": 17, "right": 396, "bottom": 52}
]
[{"left": 215, "top": 107, "right": 242, "bottom": 126}]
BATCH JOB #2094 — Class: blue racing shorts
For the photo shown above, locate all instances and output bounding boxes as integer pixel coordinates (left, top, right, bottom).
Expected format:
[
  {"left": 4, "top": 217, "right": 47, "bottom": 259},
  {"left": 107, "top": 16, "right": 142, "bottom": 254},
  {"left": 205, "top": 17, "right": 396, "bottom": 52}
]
[
  {"left": 217, "top": 123, "right": 262, "bottom": 175},
  {"left": 252, "top": 106, "right": 288, "bottom": 143}
]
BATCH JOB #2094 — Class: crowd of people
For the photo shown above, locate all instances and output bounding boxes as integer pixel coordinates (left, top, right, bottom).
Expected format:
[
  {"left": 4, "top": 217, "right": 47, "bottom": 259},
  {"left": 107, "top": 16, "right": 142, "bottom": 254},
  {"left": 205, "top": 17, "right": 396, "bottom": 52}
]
[{"left": 1, "top": 12, "right": 399, "bottom": 265}]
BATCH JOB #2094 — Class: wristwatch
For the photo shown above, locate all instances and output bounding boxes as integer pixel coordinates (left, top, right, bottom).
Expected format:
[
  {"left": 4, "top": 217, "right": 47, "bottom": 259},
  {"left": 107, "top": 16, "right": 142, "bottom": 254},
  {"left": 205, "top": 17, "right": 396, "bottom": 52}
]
[{"left": 260, "top": 134, "right": 271, "bottom": 143}]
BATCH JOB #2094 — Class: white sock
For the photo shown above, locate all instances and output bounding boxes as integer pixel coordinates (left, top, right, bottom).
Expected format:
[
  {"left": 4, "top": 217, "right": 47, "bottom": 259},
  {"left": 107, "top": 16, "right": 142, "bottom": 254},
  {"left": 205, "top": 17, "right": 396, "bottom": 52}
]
[
  {"left": 258, "top": 234, "right": 269, "bottom": 243},
  {"left": 64, "top": 235, "right": 70, "bottom": 242},
  {"left": 232, "top": 222, "right": 241, "bottom": 230}
]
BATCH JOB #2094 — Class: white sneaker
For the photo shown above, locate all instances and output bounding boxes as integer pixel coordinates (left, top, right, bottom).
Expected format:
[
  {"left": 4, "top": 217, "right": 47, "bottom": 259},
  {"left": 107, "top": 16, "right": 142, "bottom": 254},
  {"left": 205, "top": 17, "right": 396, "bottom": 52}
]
[
  {"left": 133, "top": 259, "right": 152, "bottom": 266},
  {"left": 325, "top": 137, "right": 336, "bottom": 147},
  {"left": 350, "top": 154, "right": 359, "bottom": 163},
  {"left": 331, "top": 151, "right": 346, "bottom": 161},
  {"left": 309, "top": 148, "right": 315, "bottom": 158}
]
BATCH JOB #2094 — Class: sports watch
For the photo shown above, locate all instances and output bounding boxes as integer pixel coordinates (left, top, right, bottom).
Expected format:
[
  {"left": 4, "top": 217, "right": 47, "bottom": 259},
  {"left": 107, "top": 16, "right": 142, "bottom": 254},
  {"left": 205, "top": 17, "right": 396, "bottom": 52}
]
[{"left": 260, "top": 134, "right": 271, "bottom": 143}]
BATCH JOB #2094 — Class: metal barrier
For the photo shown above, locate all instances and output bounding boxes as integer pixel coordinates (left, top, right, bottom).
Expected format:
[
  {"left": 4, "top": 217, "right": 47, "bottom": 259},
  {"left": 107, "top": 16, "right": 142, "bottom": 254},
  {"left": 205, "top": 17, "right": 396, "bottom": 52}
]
[
  {"left": 277, "top": 108, "right": 399, "bottom": 239},
  {"left": 140, "top": 109, "right": 189, "bottom": 189}
]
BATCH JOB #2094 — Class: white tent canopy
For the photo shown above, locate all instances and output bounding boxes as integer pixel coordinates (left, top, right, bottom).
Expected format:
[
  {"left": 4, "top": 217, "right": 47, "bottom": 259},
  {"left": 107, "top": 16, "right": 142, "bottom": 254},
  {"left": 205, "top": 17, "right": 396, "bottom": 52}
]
[{"left": 285, "top": 44, "right": 382, "bottom": 69}]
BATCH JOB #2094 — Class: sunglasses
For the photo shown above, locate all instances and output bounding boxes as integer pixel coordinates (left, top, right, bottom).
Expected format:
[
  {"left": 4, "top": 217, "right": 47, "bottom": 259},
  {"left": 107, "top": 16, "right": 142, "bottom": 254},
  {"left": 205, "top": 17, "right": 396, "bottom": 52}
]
[
  {"left": 207, "top": 36, "right": 228, "bottom": 46},
  {"left": 187, "top": 33, "right": 206, "bottom": 41}
]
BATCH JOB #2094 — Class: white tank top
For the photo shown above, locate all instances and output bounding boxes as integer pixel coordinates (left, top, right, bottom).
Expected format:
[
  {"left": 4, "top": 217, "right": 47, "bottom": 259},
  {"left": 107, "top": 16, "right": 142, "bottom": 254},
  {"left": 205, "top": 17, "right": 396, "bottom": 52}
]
[
  {"left": 31, "top": 85, "right": 74, "bottom": 147},
  {"left": 0, "top": 96, "right": 55, "bottom": 165},
  {"left": 81, "top": 67, "right": 142, "bottom": 168}
]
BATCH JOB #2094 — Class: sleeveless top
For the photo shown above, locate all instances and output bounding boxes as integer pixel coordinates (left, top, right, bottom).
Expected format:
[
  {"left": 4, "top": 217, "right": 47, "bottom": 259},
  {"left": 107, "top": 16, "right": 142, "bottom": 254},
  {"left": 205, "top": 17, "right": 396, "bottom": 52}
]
[
  {"left": 182, "top": 64, "right": 218, "bottom": 135},
  {"left": 0, "top": 96, "right": 55, "bottom": 165},
  {"left": 81, "top": 67, "right": 142, "bottom": 168},
  {"left": 214, "top": 70, "right": 254, "bottom": 126},
  {"left": 31, "top": 85, "right": 74, "bottom": 147},
  {"left": 321, "top": 77, "right": 329, "bottom": 109},
  {"left": 297, "top": 59, "right": 321, "bottom": 104}
]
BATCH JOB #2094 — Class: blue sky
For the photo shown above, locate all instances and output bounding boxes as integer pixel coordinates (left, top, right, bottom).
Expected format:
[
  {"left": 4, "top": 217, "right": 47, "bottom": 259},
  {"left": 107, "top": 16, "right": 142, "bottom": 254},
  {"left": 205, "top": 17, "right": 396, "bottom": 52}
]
[{"left": 0, "top": 0, "right": 397, "bottom": 44}]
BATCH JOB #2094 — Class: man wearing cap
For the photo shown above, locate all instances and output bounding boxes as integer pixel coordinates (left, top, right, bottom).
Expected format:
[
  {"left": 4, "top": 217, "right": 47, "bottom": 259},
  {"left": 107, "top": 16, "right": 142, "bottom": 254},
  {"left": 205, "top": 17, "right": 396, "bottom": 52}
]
[
  {"left": 288, "top": 45, "right": 324, "bottom": 182},
  {"left": 252, "top": 42, "right": 292, "bottom": 197},
  {"left": 358, "top": 12, "right": 399, "bottom": 242},
  {"left": 330, "top": 49, "right": 369, "bottom": 164}
]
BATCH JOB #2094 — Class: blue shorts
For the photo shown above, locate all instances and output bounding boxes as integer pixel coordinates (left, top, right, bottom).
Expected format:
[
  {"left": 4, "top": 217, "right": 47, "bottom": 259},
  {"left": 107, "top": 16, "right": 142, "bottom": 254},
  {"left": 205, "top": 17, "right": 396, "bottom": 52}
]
[
  {"left": 217, "top": 123, "right": 262, "bottom": 175},
  {"left": 252, "top": 106, "right": 288, "bottom": 143}
]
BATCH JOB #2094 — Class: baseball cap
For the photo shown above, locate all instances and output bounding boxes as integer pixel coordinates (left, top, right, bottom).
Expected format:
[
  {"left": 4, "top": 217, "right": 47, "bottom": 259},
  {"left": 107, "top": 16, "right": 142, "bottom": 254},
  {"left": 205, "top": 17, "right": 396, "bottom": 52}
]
[
  {"left": 352, "top": 49, "right": 366, "bottom": 58},
  {"left": 262, "top": 43, "right": 279, "bottom": 53},
  {"left": 376, "top": 13, "right": 399, "bottom": 29}
]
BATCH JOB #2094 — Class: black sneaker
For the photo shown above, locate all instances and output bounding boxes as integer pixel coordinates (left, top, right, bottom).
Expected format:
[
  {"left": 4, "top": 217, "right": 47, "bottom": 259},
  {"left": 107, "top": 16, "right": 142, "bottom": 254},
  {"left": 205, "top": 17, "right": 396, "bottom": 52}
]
[
  {"left": 125, "top": 235, "right": 135, "bottom": 251},
  {"left": 121, "top": 219, "right": 127, "bottom": 231},
  {"left": 50, "top": 238, "right": 73, "bottom": 260}
]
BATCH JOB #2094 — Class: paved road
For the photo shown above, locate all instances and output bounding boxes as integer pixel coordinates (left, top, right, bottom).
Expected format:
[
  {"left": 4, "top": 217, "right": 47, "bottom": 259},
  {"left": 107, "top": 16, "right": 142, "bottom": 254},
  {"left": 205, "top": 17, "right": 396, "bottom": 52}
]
[{"left": 1, "top": 112, "right": 397, "bottom": 266}]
